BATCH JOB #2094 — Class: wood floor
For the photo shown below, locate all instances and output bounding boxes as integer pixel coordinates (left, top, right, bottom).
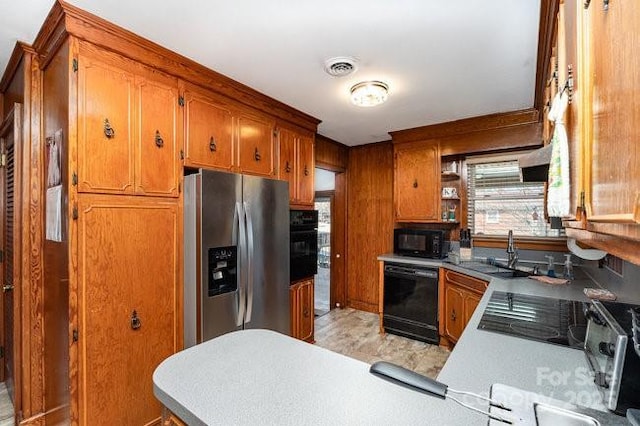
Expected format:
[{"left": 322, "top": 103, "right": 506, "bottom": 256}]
[
  {"left": 314, "top": 308, "right": 450, "bottom": 378},
  {"left": 0, "top": 382, "right": 13, "bottom": 426}
]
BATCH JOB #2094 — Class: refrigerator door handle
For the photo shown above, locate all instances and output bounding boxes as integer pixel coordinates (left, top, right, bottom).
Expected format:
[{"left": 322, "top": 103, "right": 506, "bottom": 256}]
[
  {"left": 244, "top": 201, "right": 254, "bottom": 324},
  {"left": 236, "top": 201, "right": 247, "bottom": 327}
]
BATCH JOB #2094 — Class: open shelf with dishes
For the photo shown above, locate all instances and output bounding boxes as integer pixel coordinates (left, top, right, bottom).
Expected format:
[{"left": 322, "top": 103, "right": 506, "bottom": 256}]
[{"left": 441, "top": 157, "right": 464, "bottom": 230}]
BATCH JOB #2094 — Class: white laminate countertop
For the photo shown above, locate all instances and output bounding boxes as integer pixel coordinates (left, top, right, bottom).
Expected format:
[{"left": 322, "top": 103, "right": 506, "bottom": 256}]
[
  {"left": 154, "top": 256, "right": 639, "bottom": 425},
  {"left": 154, "top": 329, "right": 461, "bottom": 426}
]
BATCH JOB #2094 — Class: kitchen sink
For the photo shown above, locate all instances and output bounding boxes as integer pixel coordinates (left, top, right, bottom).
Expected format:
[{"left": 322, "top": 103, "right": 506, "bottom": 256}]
[
  {"left": 534, "top": 403, "right": 600, "bottom": 426},
  {"left": 457, "top": 261, "right": 532, "bottom": 279}
]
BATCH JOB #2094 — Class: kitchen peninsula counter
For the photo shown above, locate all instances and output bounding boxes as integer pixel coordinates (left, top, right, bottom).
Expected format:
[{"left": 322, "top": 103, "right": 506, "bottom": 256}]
[
  {"left": 153, "top": 329, "right": 460, "bottom": 425},
  {"left": 154, "top": 261, "right": 637, "bottom": 425}
]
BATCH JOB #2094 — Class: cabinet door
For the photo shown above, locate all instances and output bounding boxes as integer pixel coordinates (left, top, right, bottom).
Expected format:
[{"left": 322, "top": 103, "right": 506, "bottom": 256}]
[
  {"left": 584, "top": 1, "right": 640, "bottom": 223},
  {"left": 444, "top": 285, "right": 465, "bottom": 343},
  {"left": 136, "top": 73, "right": 181, "bottom": 196},
  {"left": 463, "top": 292, "right": 482, "bottom": 325},
  {"left": 289, "top": 285, "right": 299, "bottom": 338},
  {"left": 183, "top": 90, "right": 233, "bottom": 171},
  {"left": 559, "top": 0, "right": 584, "bottom": 221},
  {"left": 298, "top": 279, "right": 314, "bottom": 343},
  {"left": 77, "top": 195, "right": 180, "bottom": 425},
  {"left": 278, "top": 128, "right": 297, "bottom": 202},
  {"left": 297, "top": 135, "right": 315, "bottom": 206},
  {"left": 77, "top": 54, "right": 135, "bottom": 194},
  {"left": 394, "top": 143, "right": 440, "bottom": 221},
  {"left": 237, "top": 114, "right": 275, "bottom": 177}
]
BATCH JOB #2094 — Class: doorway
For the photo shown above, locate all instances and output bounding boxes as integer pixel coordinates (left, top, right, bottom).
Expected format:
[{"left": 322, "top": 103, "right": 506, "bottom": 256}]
[
  {"left": 0, "top": 104, "right": 21, "bottom": 418},
  {"left": 314, "top": 194, "right": 332, "bottom": 317}
]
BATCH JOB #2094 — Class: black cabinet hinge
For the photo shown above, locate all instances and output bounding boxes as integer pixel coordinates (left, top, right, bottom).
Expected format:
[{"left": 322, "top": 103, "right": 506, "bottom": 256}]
[
  {"left": 72, "top": 172, "right": 78, "bottom": 186},
  {"left": 72, "top": 58, "right": 78, "bottom": 72},
  {"left": 72, "top": 204, "right": 78, "bottom": 220},
  {"left": 72, "top": 329, "right": 78, "bottom": 342},
  {"left": 179, "top": 149, "right": 184, "bottom": 160},
  {"left": 178, "top": 96, "right": 185, "bottom": 107}
]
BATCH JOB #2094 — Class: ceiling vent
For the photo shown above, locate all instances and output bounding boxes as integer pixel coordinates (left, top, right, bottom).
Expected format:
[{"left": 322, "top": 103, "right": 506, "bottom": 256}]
[{"left": 324, "top": 57, "right": 358, "bottom": 77}]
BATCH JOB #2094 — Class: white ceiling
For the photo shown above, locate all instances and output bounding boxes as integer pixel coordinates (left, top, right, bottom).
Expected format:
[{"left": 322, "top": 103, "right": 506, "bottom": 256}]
[{"left": 1, "top": 0, "right": 541, "bottom": 146}]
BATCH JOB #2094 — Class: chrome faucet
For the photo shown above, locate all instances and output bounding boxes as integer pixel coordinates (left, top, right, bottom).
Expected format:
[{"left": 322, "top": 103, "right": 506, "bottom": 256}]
[{"left": 506, "top": 230, "right": 518, "bottom": 269}]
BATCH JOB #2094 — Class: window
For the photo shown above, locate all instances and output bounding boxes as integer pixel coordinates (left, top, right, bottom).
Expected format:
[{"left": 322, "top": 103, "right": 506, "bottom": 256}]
[{"left": 467, "top": 156, "right": 559, "bottom": 237}]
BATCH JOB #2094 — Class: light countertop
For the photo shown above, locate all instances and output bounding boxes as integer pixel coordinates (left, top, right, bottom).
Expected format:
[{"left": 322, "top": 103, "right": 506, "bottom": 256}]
[{"left": 154, "top": 257, "right": 637, "bottom": 425}]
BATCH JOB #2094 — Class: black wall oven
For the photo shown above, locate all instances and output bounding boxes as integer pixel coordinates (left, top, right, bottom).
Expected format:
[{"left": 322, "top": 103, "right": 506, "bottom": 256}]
[
  {"left": 383, "top": 263, "right": 440, "bottom": 344},
  {"left": 289, "top": 210, "right": 318, "bottom": 282}
]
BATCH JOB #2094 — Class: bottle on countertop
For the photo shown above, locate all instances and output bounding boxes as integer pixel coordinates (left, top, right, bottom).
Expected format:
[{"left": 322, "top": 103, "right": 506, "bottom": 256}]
[
  {"left": 545, "top": 255, "right": 556, "bottom": 278},
  {"left": 563, "top": 254, "right": 574, "bottom": 280}
]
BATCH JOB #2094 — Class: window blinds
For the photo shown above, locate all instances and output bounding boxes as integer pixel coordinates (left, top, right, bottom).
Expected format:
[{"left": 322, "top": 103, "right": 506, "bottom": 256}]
[{"left": 467, "top": 160, "right": 549, "bottom": 236}]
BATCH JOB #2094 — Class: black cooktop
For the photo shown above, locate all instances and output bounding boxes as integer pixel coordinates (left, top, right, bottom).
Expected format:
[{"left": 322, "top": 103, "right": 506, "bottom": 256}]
[{"left": 477, "top": 291, "right": 589, "bottom": 349}]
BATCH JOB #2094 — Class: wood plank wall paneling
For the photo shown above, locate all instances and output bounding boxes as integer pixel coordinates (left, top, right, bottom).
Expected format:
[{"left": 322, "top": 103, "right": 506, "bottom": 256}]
[
  {"left": 315, "top": 134, "right": 348, "bottom": 172},
  {"left": 346, "top": 142, "right": 394, "bottom": 313}
]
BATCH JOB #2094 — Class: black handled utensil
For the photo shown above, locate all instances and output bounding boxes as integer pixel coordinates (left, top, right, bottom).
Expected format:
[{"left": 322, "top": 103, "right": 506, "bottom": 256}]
[{"left": 370, "top": 361, "right": 514, "bottom": 424}]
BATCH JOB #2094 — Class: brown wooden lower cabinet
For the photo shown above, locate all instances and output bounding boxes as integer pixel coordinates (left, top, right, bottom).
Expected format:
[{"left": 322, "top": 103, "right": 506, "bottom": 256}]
[
  {"left": 290, "top": 278, "right": 314, "bottom": 343},
  {"left": 75, "top": 195, "right": 181, "bottom": 424},
  {"left": 439, "top": 269, "right": 487, "bottom": 347}
]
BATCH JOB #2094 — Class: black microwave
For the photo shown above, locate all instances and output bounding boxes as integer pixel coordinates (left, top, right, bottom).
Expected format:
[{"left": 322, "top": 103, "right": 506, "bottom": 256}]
[{"left": 393, "top": 229, "right": 449, "bottom": 259}]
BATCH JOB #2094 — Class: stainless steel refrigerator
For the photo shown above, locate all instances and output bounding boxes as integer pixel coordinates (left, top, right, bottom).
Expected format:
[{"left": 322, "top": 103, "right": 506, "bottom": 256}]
[{"left": 183, "top": 169, "right": 290, "bottom": 347}]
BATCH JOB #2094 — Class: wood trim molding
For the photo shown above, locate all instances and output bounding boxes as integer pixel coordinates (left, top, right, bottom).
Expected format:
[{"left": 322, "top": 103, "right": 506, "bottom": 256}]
[
  {"left": 0, "top": 42, "right": 36, "bottom": 93},
  {"left": 534, "top": 0, "right": 561, "bottom": 112},
  {"left": 389, "top": 109, "right": 540, "bottom": 143},
  {"left": 473, "top": 235, "right": 568, "bottom": 252},
  {"left": 31, "top": 1, "right": 320, "bottom": 132}
]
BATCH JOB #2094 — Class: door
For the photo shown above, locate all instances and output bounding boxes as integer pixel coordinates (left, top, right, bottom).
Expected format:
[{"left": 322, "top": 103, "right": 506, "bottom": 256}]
[
  {"left": 183, "top": 89, "right": 234, "bottom": 171},
  {"left": 242, "top": 174, "right": 290, "bottom": 334},
  {"left": 297, "top": 135, "right": 315, "bottom": 205},
  {"left": 464, "top": 292, "right": 482, "bottom": 325},
  {"left": 76, "top": 195, "right": 179, "bottom": 425},
  {"left": 314, "top": 194, "right": 332, "bottom": 316},
  {"left": 237, "top": 114, "right": 275, "bottom": 177},
  {"left": 444, "top": 285, "right": 465, "bottom": 342},
  {"left": 583, "top": 1, "right": 640, "bottom": 223},
  {"left": 394, "top": 143, "right": 440, "bottom": 221},
  {"left": 277, "top": 127, "right": 297, "bottom": 202},
  {"left": 0, "top": 104, "right": 21, "bottom": 406},
  {"left": 136, "top": 73, "right": 181, "bottom": 197},
  {"left": 297, "top": 279, "right": 314, "bottom": 342},
  {"left": 198, "top": 170, "right": 243, "bottom": 341},
  {"left": 77, "top": 52, "right": 135, "bottom": 194}
]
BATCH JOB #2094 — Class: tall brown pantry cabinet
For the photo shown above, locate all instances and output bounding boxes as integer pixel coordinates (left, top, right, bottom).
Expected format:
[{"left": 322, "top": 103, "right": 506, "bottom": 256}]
[{"left": 43, "top": 38, "right": 183, "bottom": 424}]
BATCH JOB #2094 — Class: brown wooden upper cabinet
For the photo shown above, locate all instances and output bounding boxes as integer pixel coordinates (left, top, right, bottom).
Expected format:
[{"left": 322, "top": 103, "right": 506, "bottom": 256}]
[
  {"left": 558, "top": 1, "right": 640, "bottom": 232},
  {"left": 237, "top": 113, "right": 276, "bottom": 177},
  {"left": 76, "top": 46, "right": 181, "bottom": 197},
  {"left": 394, "top": 141, "right": 441, "bottom": 222},
  {"left": 182, "top": 84, "right": 276, "bottom": 178},
  {"left": 277, "top": 126, "right": 315, "bottom": 207},
  {"left": 183, "top": 88, "right": 234, "bottom": 172},
  {"left": 581, "top": 1, "right": 640, "bottom": 224}
]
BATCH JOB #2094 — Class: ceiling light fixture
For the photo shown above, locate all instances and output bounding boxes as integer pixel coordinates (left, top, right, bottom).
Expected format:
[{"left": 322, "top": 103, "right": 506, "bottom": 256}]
[{"left": 350, "top": 81, "right": 389, "bottom": 107}]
